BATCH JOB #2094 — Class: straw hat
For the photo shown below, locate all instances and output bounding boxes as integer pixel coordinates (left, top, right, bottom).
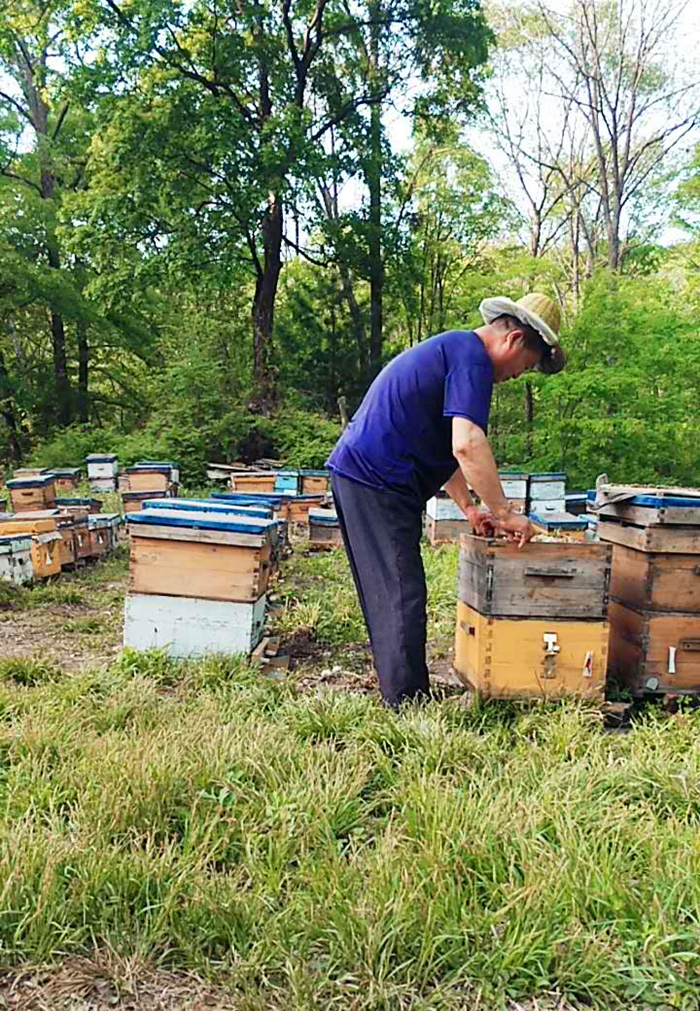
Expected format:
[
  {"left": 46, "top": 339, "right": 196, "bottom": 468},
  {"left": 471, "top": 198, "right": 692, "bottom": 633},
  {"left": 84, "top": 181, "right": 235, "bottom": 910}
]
[{"left": 479, "top": 293, "right": 566, "bottom": 374}]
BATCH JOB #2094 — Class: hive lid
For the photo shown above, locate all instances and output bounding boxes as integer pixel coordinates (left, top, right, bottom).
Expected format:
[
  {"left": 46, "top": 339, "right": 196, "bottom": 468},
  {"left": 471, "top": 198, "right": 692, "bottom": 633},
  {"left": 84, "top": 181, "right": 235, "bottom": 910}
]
[
  {"left": 51, "top": 467, "right": 82, "bottom": 477},
  {"left": 56, "top": 497, "right": 100, "bottom": 507},
  {"left": 0, "top": 533, "right": 32, "bottom": 547},
  {"left": 89, "top": 515, "right": 112, "bottom": 528},
  {"left": 127, "top": 464, "right": 173, "bottom": 474},
  {"left": 0, "top": 518, "right": 59, "bottom": 533},
  {"left": 529, "top": 472, "right": 566, "bottom": 481},
  {"left": 211, "top": 491, "right": 292, "bottom": 505},
  {"left": 309, "top": 508, "right": 338, "bottom": 525},
  {"left": 300, "top": 469, "right": 329, "bottom": 476},
  {"left": 7, "top": 474, "right": 56, "bottom": 489},
  {"left": 126, "top": 508, "right": 277, "bottom": 536},
  {"left": 144, "top": 498, "right": 272, "bottom": 520},
  {"left": 530, "top": 511, "right": 588, "bottom": 530}
]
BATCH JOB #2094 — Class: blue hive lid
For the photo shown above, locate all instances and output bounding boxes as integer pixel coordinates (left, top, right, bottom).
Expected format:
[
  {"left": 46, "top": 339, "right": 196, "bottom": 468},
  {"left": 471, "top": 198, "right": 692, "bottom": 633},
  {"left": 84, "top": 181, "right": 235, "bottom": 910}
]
[
  {"left": 56, "top": 497, "right": 99, "bottom": 507},
  {"left": 126, "top": 508, "right": 276, "bottom": 536},
  {"left": 89, "top": 514, "right": 111, "bottom": 528},
  {"left": 309, "top": 508, "right": 338, "bottom": 525},
  {"left": 51, "top": 467, "right": 82, "bottom": 477},
  {"left": 211, "top": 491, "right": 292, "bottom": 505},
  {"left": 85, "top": 454, "right": 117, "bottom": 462},
  {"left": 300, "top": 469, "right": 329, "bottom": 477},
  {"left": 530, "top": 511, "right": 587, "bottom": 529},
  {"left": 7, "top": 474, "right": 56, "bottom": 489},
  {"left": 143, "top": 498, "right": 272, "bottom": 520},
  {"left": 127, "top": 464, "right": 172, "bottom": 474},
  {"left": 529, "top": 472, "right": 566, "bottom": 481}
]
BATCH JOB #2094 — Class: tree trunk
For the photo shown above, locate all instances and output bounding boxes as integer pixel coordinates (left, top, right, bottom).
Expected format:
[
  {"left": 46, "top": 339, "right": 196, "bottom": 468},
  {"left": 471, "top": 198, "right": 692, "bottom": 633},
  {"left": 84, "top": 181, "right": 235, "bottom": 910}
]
[
  {"left": 251, "top": 191, "right": 282, "bottom": 412},
  {"left": 524, "top": 380, "right": 534, "bottom": 459},
  {"left": 366, "top": 7, "right": 383, "bottom": 379},
  {"left": 0, "top": 350, "right": 24, "bottom": 461},
  {"left": 77, "top": 318, "right": 89, "bottom": 423}
]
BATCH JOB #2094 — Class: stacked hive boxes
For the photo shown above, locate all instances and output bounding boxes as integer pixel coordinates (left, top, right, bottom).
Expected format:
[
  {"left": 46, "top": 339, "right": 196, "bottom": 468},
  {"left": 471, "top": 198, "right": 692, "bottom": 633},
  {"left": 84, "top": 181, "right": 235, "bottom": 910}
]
[
  {"left": 124, "top": 506, "right": 280, "bottom": 656},
  {"left": 52, "top": 468, "right": 82, "bottom": 494},
  {"left": 454, "top": 533, "right": 611, "bottom": 699},
  {"left": 86, "top": 454, "right": 118, "bottom": 493},
  {"left": 425, "top": 491, "right": 467, "bottom": 545},
  {"left": 529, "top": 472, "right": 566, "bottom": 514},
  {"left": 499, "top": 470, "right": 529, "bottom": 513},
  {"left": 275, "top": 469, "right": 300, "bottom": 495},
  {"left": 300, "top": 469, "right": 330, "bottom": 495},
  {"left": 4, "top": 509, "right": 78, "bottom": 568},
  {"left": 229, "top": 471, "right": 277, "bottom": 494},
  {"left": 595, "top": 484, "right": 700, "bottom": 696},
  {"left": 0, "top": 516, "right": 62, "bottom": 579},
  {"left": 122, "top": 461, "right": 179, "bottom": 512},
  {"left": 7, "top": 473, "right": 56, "bottom": 512}
]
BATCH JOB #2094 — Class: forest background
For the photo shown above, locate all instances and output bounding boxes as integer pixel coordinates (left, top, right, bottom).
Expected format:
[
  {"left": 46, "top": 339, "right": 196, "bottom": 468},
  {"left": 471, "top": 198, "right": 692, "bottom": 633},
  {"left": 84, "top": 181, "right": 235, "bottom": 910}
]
[{"left": 2, "top": 0, "right": 700, "bottom": 491}]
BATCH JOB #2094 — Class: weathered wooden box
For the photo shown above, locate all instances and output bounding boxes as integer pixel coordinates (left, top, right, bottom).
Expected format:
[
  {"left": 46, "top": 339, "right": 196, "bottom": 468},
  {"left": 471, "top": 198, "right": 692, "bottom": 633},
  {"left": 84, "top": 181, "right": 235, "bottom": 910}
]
[
  {"left": 229, "top": 471, "right": 277, "bottom": 494},
  {"left": 300, "top": 469, "right": 330, "bottom": 495},
  {"left": 425, "top": 516, "right": 468, "bottom": 546},
  {"left": 0, "top": 518, "right": 62, "bottom": 579},
  {"left": 7, "top": 474, "right": 57, "bottom": 513},
  {"left": 52, "top": 468, "right": 82, "bottom": 494},
  {"left": 454, "top": 601, "right": 608, "bottom": 700},
  {"left": 609, "top": 599, "right": 700, "bottom": 695},
  {"left": 275, "top": 470, "right": 300, "bottom": 495},
  {"left": 458, "top": 534, "right": 611, "bottom": 619},
  {"left": 89, "top": 515, "right": 112, "bottom": 558},
  {"left": 126, "top": 508, "right": 276, "bottom": 602},
  {"left": 123, "top": 490, "right": 168, "bottom": 513},
  {"left": 72, "top": 515, "right": 92, "bottom": 562},
  {"left": 309, "top": 508, "right": 342, "bottom": 548},
  {"left": 6, "top": 509, "right": 77, "bottom": 568},
  {"left": 288, "top": 494, "right": 326, "bottom": 524},
  {"left": 56, "top": 497, "right": 102, "bottom": 515},
  {"left": 0, "top": 534, "right": 34, "bottom": 585},
  {"left": 124, "top": 591, "right": 267, "bottom": 657},
  {"left": 610, "top": 543, "right": 700, "bottom": 612},
  {"left": 126, "top": 467, "right": 171, "bottom": 493},
  {"left": 499, "top": 471, "right": 529, "bottom": 500},
  {"left": 530, "top": 512, "right": 589, "bottom": 541}
]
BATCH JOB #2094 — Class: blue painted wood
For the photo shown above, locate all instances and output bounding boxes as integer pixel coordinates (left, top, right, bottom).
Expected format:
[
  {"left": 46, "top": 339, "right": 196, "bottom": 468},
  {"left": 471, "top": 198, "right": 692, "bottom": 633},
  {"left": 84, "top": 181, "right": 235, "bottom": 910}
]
[
  {"left": 212, "top": 491, "right": 292, "bottom": 505},
  {"left": 143, "top": 498, "right": 272, "bottom": 520},
  {"left": 56, "top": 497, "right": 100, "bottom": 507},
  {"left": 126, "top": 508, "right": 276, "bottom": 535},
  {"left": 530, "top": 511, "right": 588, "bottom": 530},
  {"left": 85, "top": 454, "right": 117, "bottom": 462},
  {"left": 530, "top": 472, "right": 566, "bottom": 480},
  {"left": 300, "top": 469, "right": 329, "bottom": 477},
  {"left": 309, "top": 508, "right": 338, "bottom": 526},
  {"left": 7, "top": 474, "right": 56, "bottom": 489},
  {"left": 275, "top": 472, "right": 300, "bottom": 493},
  {"left": 127, "top": 464, "right": 172, "bottom": 474},
  {"left": 586, "top": 490, "right": 700, "bottom": 508}
]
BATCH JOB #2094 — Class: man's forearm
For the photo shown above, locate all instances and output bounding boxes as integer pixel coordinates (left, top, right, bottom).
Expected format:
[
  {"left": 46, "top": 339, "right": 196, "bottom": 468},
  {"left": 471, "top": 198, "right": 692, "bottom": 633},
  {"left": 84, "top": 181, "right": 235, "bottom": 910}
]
[
  {"left": 452, "top": 420, "right": 512, "bottom": 519},
  {"left": 442, "top": 469, "right": 475, "bottom": 515}
]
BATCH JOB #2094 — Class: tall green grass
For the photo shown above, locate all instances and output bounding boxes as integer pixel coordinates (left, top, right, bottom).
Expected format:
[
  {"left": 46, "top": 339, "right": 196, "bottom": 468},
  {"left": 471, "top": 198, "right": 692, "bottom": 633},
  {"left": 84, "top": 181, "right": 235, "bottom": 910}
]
[{"left": 1, "top": 642, "right": 699, "bottom": 1008}]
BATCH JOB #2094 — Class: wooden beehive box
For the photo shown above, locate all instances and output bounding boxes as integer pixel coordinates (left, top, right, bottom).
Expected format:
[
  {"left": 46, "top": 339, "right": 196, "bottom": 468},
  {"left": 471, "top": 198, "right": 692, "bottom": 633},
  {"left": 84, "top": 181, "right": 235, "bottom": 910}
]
[
  {"left": 126, "top": 508, "right": 277, "bottom": 603},
  {"left": 288, "top": 494, "right": 326, "bottom": 524},
  {"left": 7, "top": 474, "right": 56, "bottom": 513},
  {"left": 229, "top": 471, "right": 277, "bottom": 494},
  {"left": 0, "top": 534, "right": 34, "bottom": 585},
  {"left": 210, "top": 491, "right": 292, "bottom": 524},
  {"left": 7, "top": 509, "right": 77, "bottom": 569},
  {"left": 455, "top": 601, "right": 608, "bottom": 700},
  {"left": 89, "top": 515, "right": 112, "bottom": 558},
  {"left": 608, "top": 600, "right": 700, "bottom": 696},
  {"left": 123, "top": 490, "right": 168, "bottom": 513},
  {"left": 85, "top": 453, "right": 118, "bottom": 479},
  {"left": 51, "top": 468, "right": 82, "bottom": 494},
  {"left": 0, "top": 518, "right": 62, "bottom": 579},
  {"left": 530, "top": 512, "right": 589, "bottom": 541},
  {"left": 124, "top": 591, "right": 267, "bottom": 657},
  {"left": 300, "top": 469, "right": 330, "bottom": 495},
  {"left": 275, "top": 470, "right": 300, "bottom": 495},
  {"left": 72, "top": 515, "right": 92, "bottom": 562},
  {"left": 499, "top": 470, "right": 529, "bottom": 502},
  {"left": 454, "top": 534, "right": 611, "bottom": 700},
  {"left": 309, "top": 508, "right": 342, "bottom": 548},
  {"left": 126, "top": 465, "right": 172, "bottom": 493},
  {"left": 56, "top": 497, "right": 102, "bottom": 515},
  {"left": 459, "top": 534, "right": 611, "bottom": 620},
  {"left": 425, "top": 515, "right": 468, "bottom": 546}
]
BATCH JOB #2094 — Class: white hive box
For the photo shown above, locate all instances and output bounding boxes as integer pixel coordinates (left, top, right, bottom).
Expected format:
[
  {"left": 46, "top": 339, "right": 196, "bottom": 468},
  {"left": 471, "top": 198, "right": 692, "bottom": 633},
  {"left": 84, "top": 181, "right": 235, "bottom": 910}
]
[
  {"left": 86, "top": 453, "right": 118, "bottom": 479},
  {"left": 426, "top": 492, "right": 463, "bottom": 521},
  {"left": 124, "top": 592, "right": 267, "bottom": 657},
  {"left": 499, "top": 471, "right": 528, "bottom": 500},
  {"left": 0, "top": 534, "right": 34, "bottom": 585},
  {"left": 529, "top": 472, "right": 566, "bottom": 513}
]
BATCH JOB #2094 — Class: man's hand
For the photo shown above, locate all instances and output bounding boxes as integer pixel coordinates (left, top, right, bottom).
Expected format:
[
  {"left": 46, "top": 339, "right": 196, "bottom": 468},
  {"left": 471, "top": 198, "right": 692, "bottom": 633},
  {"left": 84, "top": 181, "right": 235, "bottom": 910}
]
[
  {"left": 495, "top": 510, "right": 533, "bottom": 549},
  {"left": 465, "top": 505, "right": 496, "bottom": 536}
]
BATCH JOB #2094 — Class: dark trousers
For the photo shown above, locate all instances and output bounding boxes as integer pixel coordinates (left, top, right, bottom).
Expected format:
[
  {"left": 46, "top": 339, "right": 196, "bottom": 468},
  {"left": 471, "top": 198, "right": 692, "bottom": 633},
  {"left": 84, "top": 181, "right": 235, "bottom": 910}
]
[{"left": 331, "top": 472, "right": 430, "bottom": 708}]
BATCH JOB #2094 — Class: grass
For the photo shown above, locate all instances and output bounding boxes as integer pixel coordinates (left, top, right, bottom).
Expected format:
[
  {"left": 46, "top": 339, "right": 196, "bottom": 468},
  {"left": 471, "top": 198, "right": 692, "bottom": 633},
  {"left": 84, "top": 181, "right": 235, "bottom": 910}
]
[{"left": 1, "top": 544, "right": 700, "bottom": 1009}]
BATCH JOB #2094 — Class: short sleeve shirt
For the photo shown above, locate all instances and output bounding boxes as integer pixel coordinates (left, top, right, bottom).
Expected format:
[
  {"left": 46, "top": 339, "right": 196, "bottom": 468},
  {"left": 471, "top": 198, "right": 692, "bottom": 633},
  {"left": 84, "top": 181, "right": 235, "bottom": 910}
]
[{"left": 327, "top": 330, "right": 493, "bottom": 502}]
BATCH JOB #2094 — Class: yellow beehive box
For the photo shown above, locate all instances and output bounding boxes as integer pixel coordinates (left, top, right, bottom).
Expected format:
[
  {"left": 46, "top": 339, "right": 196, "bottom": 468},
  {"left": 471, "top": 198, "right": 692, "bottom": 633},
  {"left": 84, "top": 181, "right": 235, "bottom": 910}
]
[
  {"left": 229, "top": 472, "right": 277, "bottom": 494},
  {"left": 7, "top": 474, "right": 56, "bottom": 512},
  {"left": 7, "top": 509, "right": 77, "bottom": 568},
  {"left": 454, "top": 601, "right": 608, "bottom": 700},
  {"left": 0, "top": 517, "right": 62, "bottom": 579}
]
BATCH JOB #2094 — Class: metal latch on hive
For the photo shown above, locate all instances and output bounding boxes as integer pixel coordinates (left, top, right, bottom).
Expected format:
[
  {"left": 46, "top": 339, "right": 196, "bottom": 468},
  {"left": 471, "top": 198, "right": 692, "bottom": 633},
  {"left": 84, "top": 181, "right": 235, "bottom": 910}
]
[{"left": 542, "top": 632, "right": 560, "bottom": 678}]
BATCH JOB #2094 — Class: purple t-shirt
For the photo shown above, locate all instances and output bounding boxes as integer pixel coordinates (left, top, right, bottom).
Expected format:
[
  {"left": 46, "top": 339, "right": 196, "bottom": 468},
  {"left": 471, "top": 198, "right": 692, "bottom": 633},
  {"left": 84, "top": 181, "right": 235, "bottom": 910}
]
[{"left": 327, "top": 330, "right": 493, "bottom": 502}]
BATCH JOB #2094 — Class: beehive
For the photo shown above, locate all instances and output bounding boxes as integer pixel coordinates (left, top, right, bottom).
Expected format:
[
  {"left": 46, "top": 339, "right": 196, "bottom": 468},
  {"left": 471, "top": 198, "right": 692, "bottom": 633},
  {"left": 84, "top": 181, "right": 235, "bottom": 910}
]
[
  {"left": 211, "top": 491, "right": 292, "bottom": 524},
  {"left": 275, "top": 470, "right": 300, "bottom": 495},
  {"left": 595, "top": 484, "right": 700, "bottom": 696},
  {"left": 529, "top": 472, "right": 566, "bottom": 514},
  {"left": 51, "top": 468, "right": 82, "bottom": 494},
  {"left": 530, "top": 512, "right": 589, "bottom": 541},
  {"left": 124, "top": 592, "right": 267, "bottom": 657},
  {"left": 125, "top": 464, "right": 173, "bottom": 494},
  {"left": 126, "top": 508, "right": 278, "bottom": 602},
  {"left": 7, "top": 474, "right": 56, "bottom": 513},
  {"left": 0, "top": 534, "right": 33, "bottom": 585},
  {"left": 85, "top": 453, "right": 118, "bottom": 479},
  {"left": 300, "top": 469, "right": 330, "bottom": 495},
  {"left": 425, "top": 492, "right": 468, "bottom": 545},
  {"left": 454, "top": 533, "right": 611, "bottom": 699},
  {"left": 56, "top": 497, "right": 102, "bottom": 515},
  {"left": 229, "top": 471, "right": 277, "bottom": 494},
  {"left": 309, "top": 508, "right": 342, "bottom": 548},
  {"left": 88, "top": 514, "right": 112, "bottom": 558},
  {"left": 0, "top": 518, "right": 62, "bottom": 579},
  {"left": 122, "top": 490, "right": 168, "bottom": 513},
  {"left": 5, "top": 509, "right": 77, "bottom": 568}
]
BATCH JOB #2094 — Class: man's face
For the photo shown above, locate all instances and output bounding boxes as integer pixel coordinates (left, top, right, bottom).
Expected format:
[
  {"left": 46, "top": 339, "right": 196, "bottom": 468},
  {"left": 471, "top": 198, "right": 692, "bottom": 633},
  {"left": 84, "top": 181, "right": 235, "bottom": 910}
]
[{"left": 492, "top": 332, "right": 542, "bottom": 383}]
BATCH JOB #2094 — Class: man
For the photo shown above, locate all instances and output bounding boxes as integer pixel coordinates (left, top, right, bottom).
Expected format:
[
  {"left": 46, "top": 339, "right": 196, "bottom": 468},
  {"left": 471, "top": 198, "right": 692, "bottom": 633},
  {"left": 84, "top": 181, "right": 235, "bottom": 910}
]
[{"left": 327, "top": 292, "right": 566, "bottom": 709}]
